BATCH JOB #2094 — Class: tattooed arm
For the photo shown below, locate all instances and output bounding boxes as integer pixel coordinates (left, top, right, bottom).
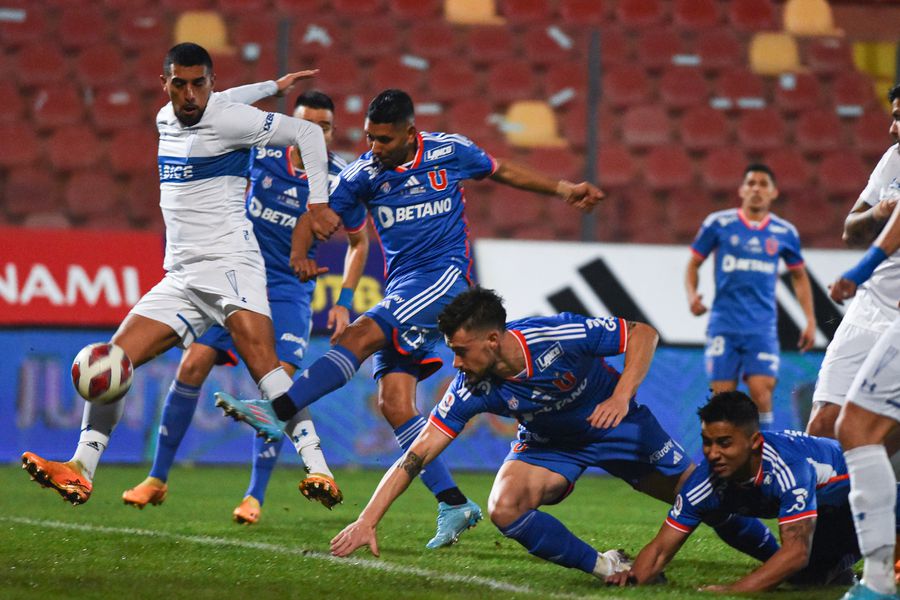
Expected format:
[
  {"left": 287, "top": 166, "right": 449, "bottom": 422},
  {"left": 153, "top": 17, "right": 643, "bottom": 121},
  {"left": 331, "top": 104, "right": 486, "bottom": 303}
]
[{"left": 330, "top": 424, "right": 454, "bottom": 557}]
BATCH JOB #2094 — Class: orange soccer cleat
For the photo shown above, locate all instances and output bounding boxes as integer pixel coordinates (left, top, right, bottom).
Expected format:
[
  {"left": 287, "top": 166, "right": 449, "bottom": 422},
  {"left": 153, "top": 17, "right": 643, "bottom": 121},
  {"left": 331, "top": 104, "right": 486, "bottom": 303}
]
[
  {"left": 299, "top": 473, "right": 343, "bottom": 510},
  {"left": 21, "top": 452, "right": 92, "bottom": 505},
  {"left": 122, "top": 477, "right": 168, "bottom": 508},
  {"left": 232, "top": 495, "right": 261, "bottom": 525}
]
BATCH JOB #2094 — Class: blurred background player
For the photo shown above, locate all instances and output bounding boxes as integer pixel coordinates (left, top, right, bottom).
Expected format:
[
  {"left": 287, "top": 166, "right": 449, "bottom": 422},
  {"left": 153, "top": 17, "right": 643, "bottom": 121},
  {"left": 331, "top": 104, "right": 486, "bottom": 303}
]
[
  {"left": 217, "top": 88, "right": 604, "bottom": 548},
  {"left": 685, "top": 164, "right": 816, "bottom": 429},
  {"left": 330, "top": 287, "right": 777, "bottom": 577},
  {"left": 21, "top": 43, "right": 331, "bottom": 505},
  {"left": 608, "top": 391, "right": 896, "bottom": 593},
  {"left": 121, "top": 90, "right": 367, "bottom": 524}
]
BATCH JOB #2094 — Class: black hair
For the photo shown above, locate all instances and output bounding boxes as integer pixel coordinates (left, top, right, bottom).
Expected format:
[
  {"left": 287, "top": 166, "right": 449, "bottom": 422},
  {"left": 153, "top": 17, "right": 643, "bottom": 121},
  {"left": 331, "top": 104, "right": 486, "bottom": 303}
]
[
  {"left": 163, "top": 42, "right": 213, "bottom": 77},
  {"left": 889, "top": 84, "right": 900, "bottom": 103},
  {"left": 438, "top": 286, "right": 507, "bottom": 338},
  {"left": 366, "top": 89, "right": 415, "bottom": 125},
  {"left": 697, "top": 391, "right": 760, "bottom": 432},
  {"left": 744, "top": 163, "right": 777, "bottom": 184},
  {"left": 294, "top": 90, "right": 334, "bottom": 112}
]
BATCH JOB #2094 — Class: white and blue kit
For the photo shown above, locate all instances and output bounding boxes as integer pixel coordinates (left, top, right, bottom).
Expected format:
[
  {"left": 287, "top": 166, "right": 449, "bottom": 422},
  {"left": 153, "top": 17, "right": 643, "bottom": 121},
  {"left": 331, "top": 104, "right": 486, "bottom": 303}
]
[
  {"left": 428, "top": 313, "right": 688, "bottom": 492},
  {"left": 197, "top": 147, "right": 347, "bottom": 368},
  {"left": 330, "top": 132, "right": 496, "bottom": 380},
  {"left": 691, "top": 209, "right": 805, "bottom": 381}
]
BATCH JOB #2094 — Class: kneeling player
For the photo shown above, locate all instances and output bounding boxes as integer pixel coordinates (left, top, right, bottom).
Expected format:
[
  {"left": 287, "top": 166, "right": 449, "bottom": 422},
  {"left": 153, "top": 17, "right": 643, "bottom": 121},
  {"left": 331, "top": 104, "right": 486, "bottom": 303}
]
[{"left": 330, "top": 287, "right": 777, "bottom": 579}]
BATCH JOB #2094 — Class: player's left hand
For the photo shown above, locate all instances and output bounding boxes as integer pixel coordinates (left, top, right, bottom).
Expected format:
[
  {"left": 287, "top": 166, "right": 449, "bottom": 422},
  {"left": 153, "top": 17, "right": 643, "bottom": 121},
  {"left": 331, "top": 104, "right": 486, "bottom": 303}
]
[
  {"left": 698, "top": 584, "right": 730, "bottom": 593},
  {"left": 331, "top": 519, "right": 380, "bottom": 557},
  {"left": 605, "top": 571, "right": 637, "bottom": 587},
  {"left": 291, "top": 255, "right": 328, "bottom": 282},
  {"left": 328, "top": 305, "right": 351, "bottom": 344},
  {"left": 797, "top": 323, "right": 815, "bottom": 352},
  {"left": 274, "top": 69, "right": 319, "bottom": 97},
  {"left": 563, "top": 181, "right": 605, "bottom": 213},
  {"left": 828, "top": 277, "right": 857, "bottom": 305},
  {"left": 587, "top": 394, "right": 629, "bottom": 429},
  {"left": 309, "top": 204, "right": 342, "bottom": 240}
]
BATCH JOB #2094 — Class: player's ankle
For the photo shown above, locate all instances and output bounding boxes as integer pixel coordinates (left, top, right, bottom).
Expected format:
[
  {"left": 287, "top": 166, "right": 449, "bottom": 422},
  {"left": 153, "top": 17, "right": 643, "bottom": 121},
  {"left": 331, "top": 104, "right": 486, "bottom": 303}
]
[{"left": 272, "top": 394, "right": 297, "bottom": 421}]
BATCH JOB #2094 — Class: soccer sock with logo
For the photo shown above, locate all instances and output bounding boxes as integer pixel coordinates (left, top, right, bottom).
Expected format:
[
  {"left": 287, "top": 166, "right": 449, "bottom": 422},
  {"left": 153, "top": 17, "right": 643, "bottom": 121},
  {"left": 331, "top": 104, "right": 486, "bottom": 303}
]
[
  {"left": 245, "top": 436, "right": 283, "bottom": 504},
  {"left": 707, "top": 514, "right": 779, "bottom": 562},
  {"left": 287, "top": 408, "right": 333, "bottom": 477},
  {"left": 71, "top": 397, "right": 126, "bottom": 481},
  {"left": 845, "top": 444, "right": 897, "bottom": 595},
  {"left": 148, "top": 381, "right": 201, "bottom": 482},
  {"left": 499, "top": 509, "right": 597, "bottom": 573},
  {"left": 272, "top": 346, "right": 361, "bottom": 420},
  {"left": 394, "top": 415, "right": 463, "bottom": 503}
]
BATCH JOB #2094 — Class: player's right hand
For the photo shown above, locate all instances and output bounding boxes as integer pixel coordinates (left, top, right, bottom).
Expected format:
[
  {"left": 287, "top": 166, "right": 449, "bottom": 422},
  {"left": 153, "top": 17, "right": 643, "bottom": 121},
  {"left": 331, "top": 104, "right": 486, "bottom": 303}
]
[
  {"left": 567, "top": 181, "right": 605, "bottom": 213},
  {"left": 828, "top": 277, "right": 857, "bottom": 305},
  {"left": 330, "top": 519, "right": 379, "bottom": 557},
  {"left": 291, "top": 256, "right": 328, "bottom": 282},
  {"left": 274, "top": 69, "right": 319, "bottom": 97},
  {"left": 875, "top": 197, "right": 898, "bottom": 221},
  {"left": 605, "top": 571, "right": 636, "bottom": 587},
  {"left": 688, "top": 293, "right": 708, "bottom": 316},
  {"left": 328, "top": 305, "right": 350, "bottom": 344},
  {"left": 309, "top": 204, "right": 341, "bottom": 240}
]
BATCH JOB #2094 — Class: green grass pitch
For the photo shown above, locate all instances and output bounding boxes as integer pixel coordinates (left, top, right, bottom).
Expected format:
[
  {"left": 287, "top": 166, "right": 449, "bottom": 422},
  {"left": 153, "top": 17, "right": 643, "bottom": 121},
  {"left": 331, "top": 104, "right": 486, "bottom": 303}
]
[{"left": 2, "top": 464, "right": 848, "bottom": 599}]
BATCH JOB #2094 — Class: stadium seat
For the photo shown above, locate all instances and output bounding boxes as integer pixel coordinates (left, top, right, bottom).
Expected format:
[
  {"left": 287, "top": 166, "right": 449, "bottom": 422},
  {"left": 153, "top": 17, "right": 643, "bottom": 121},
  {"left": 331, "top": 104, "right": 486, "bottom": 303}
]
[
  {"left": 783, "top": 0, "right": 841, "bottom": 37},
  {"left": 523, "top": 28, "right": 579, "bottom": 69},
  {"left": 74, "top": 45, "right": 129, "bottom": 89},
  {"left": 673, "top": 0, "right": 720, "bottom": 30},
  {"left": 64, "top": 171, "right": 119, "bottom": 220},
  {"left": 727, "top": 0, "right": 777, "bottom": 32},
  {"left": 558, "top": 102, "right": 589, "bottom": 149},
  {"left": 616, "top": 186, "right": 665, "bottom": 243},
  {"left": 680, "top": 106, "right": 730, "bottom": 151},
  {"left": 544, "top": 200, "right": 583, "bottom": 240},
  {"left": 369, "top": 57, "right": 427, "bottom": 95},
  {"left": 58, "top": 6, "right": 109, "bottom": 50},
  {"left": 3, "top": 167, "right": 60, "bottom": 220},
  {"left": 852, "top": 110, "right": 892, "bottom": 159},
  {"left": 603, "top": 67, "right": 652, "bottom": 109},
  {"left": 389, "top": 0, "right": 442, "bottom": 20},
  {"left": 763, "top": 148, "right": 813, "bottom": 192},
  {"left": 124, "top": 173, "right": 162, "bottom": 226},
  {"left": 426, "top": 60, "right": 481, "bottom": 103},
  {"left": 795, "top": 109, "right": 843, "bottom": 154},
  {"left": 32, "top": 84, "right": 85, "bottom": 131},
  {"left": 48, "top": 126, "right": 104, "bottom": 172},
  {"left": 598, "top": 29, "right": 632, "bottom": 67},
  {"left": 485, "top": 60, "right": 537, "bottom": 103},
  {"left": 749, "top": 32, "right": 802, "bottom": 76},
  {"left": 230, "top": 14, "right": 278, "bottom": 54},
  {"left": 208, "top": 53, "right": 250, "bottom": 93},
  {"left": 446, "top": 98, "right": 496, "bottom": 137},
  {"left": 22, "top": 212, "right": 72, "bottom": 229},
  {"left": 817, "top": 151, "right": 869, "bottom": 196},
  {"left": 500, "top": 0, "right": 552, "bottom": 24},
  {"left": 489, "top": 187, "right": 544, "bottom": 230},
  {"left": 644, "top": 146, "right": 695, "bottom": 191},
  {"left": 274, "top": 0, "right": 323, "bottom": 15},
  {"left": 658, "top": 67, "right": 709, "bottom": 109},
  {"left": 407, "top": 23, "right": 461, "bottom": 61},
  {"left": 665, "top": 187, "right": 720, "bottom": 241},
  {"left": 502, "top": 101, "right": 566, "bottom": 148},
  {"left": 0, "top": 123, "right": 39, "bottom": 168},
  {"left": 615, "top": 0, "right": 665, "bottom": 29},
  {"left": 736, "top": 108, "right": 786, "bottom": 152},
  {"left": 445, "top": 0, "right": 505, "bottom": 25},
  {"left": 310, "top": 55, "right": 362, "bottom": 96},
  {"left": 116, "top": 9, "right": 169, "bottom": 52},
  {"left": 805, "top": 37, "right": 854, "bottom": 76},
  {"left": 543, "top": 63, "right": 587, "bottom": 107},
  {"left": 525, "top": 147, "right": 583, "bottom": 182},
  {"left": 831, "top": 71, "right": 877, "bottom": 117},
  {"left": 512, "top": 223, "right": 558, "bottom": 241},
  {"left": 700, "top": 147, "right": 749, "bottom": 192},
  {"left": 15, "top": 44, "right": 69, "bottom": 88},
  {"left": 109, "top": 127, "right": 158, "bottom": 176},
  {"left": 711, "top": 68, "right": 767, "bottom": 111},
  {"left": 636, "top": 29, "right": 685, "bottom": 71},
  {"left": 0, "top": 6, "right": 48, "bottom": 48},
  {"left": 347, "top": 18, "right": 402, "bottom": 61},
  {"left": 333, "top": 0, "right": 384, "bottom": 17},
  {"left": 558, "top": 0, "right": 608, "bottom": 26},
  {"left": 0, "top": 81, "right": 25, "bottom": 124},
  {"left": 92, "top": 87, "right": 145, "bottom": 132},
  {"left": 291, "top": 17, "right": 344, "bottom": 62},
  {"left": 173, "top": 11, "right": 234, "bottom": 54},
  {"left": 160, "top": 0, "right": 212, "bottom": 10},
  {"left": 466, "top": 27, "right": 516, "bottom": 65},
  {"left": 696, "top": 29, "right": 743, "bottom": 74},
  {"left": 217, "top": 0, "right": 270, "bottom": 14},
  {"left": 773, "top": 72, "right": 822, "bottom": 114},
  {"left": 622, "top": 105, "right": 671, "bottom": 147}
]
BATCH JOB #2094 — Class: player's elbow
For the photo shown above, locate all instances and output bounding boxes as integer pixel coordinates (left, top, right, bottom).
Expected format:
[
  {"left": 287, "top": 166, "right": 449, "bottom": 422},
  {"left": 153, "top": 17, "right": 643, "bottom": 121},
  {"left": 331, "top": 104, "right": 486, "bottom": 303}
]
[{"left": 630, "top": 322, "right": 659, "bottom": 347}]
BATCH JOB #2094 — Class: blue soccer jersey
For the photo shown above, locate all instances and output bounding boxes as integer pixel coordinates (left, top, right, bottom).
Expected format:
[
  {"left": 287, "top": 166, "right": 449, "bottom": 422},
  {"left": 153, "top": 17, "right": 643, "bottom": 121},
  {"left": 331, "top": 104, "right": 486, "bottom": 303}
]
[
  {"left": 666, "top": 431, "right": 849, "bottom": 534},
  {"left": 691, "top": 209, "right": 805, "bottom": 336},
  {"left": 329, "top": 131, "right": 496, "bottom": 285},
  {"left": 429, "top": 314, "right": 630, "bottom": 443},
  {"left": 246, "top": 146, "right": 347, "bottom": 301}
]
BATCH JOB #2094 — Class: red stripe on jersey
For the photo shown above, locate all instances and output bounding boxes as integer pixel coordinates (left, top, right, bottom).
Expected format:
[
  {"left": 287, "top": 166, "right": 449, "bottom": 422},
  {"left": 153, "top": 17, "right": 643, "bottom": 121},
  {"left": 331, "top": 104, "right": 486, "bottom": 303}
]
[
  {"left": 778, "top": 510, "right": 817, "bottom": 525},
  {"left": 690, "top": 248, "right": 707, "bottom": 261},
  {"left": 786, "top": 261, "right": 805, "bottom": 270},
  {"left": 618, "top": 318, "right": 628, "bottom": 354},
  {"left": 816, "top": 474, "right": 849, "bottom": 488},
  {"left": 487, "top": 154, "right": 498, "bottom": 176},
  {"left": 392, "top": 328, "right": 411, "bottom": 356},
  {"left": 665, "top": 517, "right": 693, "bottom": 534},
  {"left": 753, "top": 437, "right": 766, "bottom": 486},
  {"left": 395, "top": 133, "right": 424, "bottom": 172},
  {"left": 509, "top": 330, "right": 533, "bottom": 378},
  {"left": 428, "top": 415, "right": 457, "bottom": 439}
]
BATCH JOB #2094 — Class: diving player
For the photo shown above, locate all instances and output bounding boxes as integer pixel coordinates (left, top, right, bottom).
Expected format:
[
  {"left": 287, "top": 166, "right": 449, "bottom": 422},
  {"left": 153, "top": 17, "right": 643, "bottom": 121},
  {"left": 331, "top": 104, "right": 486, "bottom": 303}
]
[{"left": 685, "top": 164, "right": 816, "bottom": 429}]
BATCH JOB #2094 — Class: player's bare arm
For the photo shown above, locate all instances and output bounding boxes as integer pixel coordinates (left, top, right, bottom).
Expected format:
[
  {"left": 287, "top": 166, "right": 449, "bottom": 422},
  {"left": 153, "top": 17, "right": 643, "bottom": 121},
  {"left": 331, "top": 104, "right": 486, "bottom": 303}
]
[
  {"left": 684, "top": 254, "right": 708, "bottom": 316},
  {"left": 290, "top": 213, "right": 329, "bottom": 281},
  {"left": 832, "top": 195, "right": 900, "bottom": 304},
  {"left": 331, "top": 425, "right": 454, "bottom": 557},
  {"left": 843, "top": 198, "right": 898, "bottom": 248},
  {"left": 587, "top": 321, "right": 658, "bottom": 429},
  {"left": 608, "top": 522, "right": 690, "bottom": 586},
  {"left": 489, "top": 159, "right": 605, "bottom": 212},
  {"left": 705, "top": 518, "right": 815, "bottom": 593},
  {"left": 274, "top": 69, "right": 319, "bottom": 96},
  {"left": 308, "top": 203, "right": 342, "bottom": 240},
  {"left": 328, "top": 227, "right": 370, "bottom": 343},
  {"left": 788, "top": 267, "right": 816, "bottom": 352}
]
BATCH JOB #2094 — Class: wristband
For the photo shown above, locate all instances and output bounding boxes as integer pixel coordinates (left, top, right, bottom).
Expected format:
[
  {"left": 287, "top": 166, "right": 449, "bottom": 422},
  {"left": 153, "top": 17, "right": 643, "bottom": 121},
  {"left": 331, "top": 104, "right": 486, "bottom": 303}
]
[
  {"left": 842, "top": 246, "right": 888, "bottom": 286},
  {"left": 336, "top": 287, "right": 354, "bottom": 310}
]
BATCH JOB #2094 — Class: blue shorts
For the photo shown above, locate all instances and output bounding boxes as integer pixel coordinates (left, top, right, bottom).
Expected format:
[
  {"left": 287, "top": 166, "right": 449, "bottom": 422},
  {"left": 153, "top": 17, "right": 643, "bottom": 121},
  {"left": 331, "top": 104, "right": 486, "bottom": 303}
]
[
  {"left": 504, "top": 403, "right": 689, "bottom": 490},
  {"left": 367, "top": 264, "right": 470, "bottom": 382},
  {"left": 196, "top": 298, "right": 312, "bottom": 369},
  {"left": 705, "top": 331, "right": 779, "bottom": 381}
]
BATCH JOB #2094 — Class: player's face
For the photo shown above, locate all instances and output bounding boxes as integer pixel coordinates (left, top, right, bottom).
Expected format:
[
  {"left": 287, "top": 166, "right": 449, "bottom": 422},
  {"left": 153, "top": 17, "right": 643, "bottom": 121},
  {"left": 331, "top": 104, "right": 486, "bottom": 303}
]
[
  {"left": 700, "top": 421, "right": 761, "bottom": 480},
  {"left": 364, "top": 119, "right": 416, "bottom": 170},
  {"left": 162, "top": 64, "right": 214, "bottom": 127},
  {"left": 738, "top": 171, "right": 778, "bottom": 214},
  {"left": 295, "top": 106, "right": 335, "bottom": 147},
  {"left": 446, "top": 327, "right": 501, "bottom": 385},
  {"left": 890, "top": 98, "right": 900, "bottom": 149}
]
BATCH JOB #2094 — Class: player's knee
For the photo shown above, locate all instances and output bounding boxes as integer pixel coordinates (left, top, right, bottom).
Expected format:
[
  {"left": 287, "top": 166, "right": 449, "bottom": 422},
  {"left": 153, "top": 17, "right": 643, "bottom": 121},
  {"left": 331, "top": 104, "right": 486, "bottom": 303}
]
[
  {"left": 338, "top": 318, "right": 385, "bottom": 356},
  {"left": 488, "top": 494, "right": 526, "bottom": 529},
  {"left": 176, "top": 354, "right": 214, "bottom": 386},
  {"left": 806, "top": 411, "right": 837, "bottom": 438}
]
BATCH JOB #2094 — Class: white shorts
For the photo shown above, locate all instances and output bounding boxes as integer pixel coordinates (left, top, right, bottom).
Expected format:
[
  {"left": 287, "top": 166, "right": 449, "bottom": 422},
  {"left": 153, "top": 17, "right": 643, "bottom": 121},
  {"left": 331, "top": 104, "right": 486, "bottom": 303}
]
[
  {"left": 129, "top": 255, "right": 271, "bottom": 347},
  {"left": 846, "top": 317, "right": 900, "bottom": 422}
]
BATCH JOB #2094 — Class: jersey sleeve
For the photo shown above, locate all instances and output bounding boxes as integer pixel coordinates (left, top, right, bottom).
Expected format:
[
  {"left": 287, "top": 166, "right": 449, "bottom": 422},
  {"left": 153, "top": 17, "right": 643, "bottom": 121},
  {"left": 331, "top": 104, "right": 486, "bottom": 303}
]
[
  {"left": 214, "top": 101, "right": 286, "bottom": 149},
  {"left": 664, "top": 467, "right": 714, "bottom": 533},
  {"left": 428, "top": 374, "right": 487, "bottom": 439},
  {"left": 775, "top": 460, "right": 819, "bottom": 526},
  {"left": 859, "top": 145, "right": 896, "bottom": 206},
  {"left": 452, "top": 136, "right": 497, "bottom": 180},
  {"left": 690, "top": 214, "right": 720, "bottom": 260},
  {"left": 579, "top": 314, "right": 628, "bottom": 357},
  {"left": 780, "top": 225, "right": 805, "bottom": 269},
  {"left": 329, "top": 169, "right": 369, "bottom": 233},
  {"left": 215, "top": 81, "right": 276, "bottom": 105}
]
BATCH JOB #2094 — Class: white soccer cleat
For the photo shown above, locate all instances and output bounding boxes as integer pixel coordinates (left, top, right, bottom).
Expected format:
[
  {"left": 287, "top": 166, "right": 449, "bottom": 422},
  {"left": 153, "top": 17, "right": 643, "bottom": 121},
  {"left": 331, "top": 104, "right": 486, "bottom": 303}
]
[{"left": 592, "top": 548, "right": 633, "bottom": 578}]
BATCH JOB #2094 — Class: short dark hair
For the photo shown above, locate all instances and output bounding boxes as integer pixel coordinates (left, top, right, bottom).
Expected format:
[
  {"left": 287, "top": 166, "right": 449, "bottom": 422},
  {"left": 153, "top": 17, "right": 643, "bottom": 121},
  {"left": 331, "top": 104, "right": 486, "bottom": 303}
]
[
  {"left": 438, "top": 287, "right": 507, "bottom": 338},
  {"left": 294, "top": 90, "right": 334, "bottom": 112},
  {"left": 164, "top": 42, "right": 213, "bottom": 77},
  {"left": 698, "top": 391, "right": 760, "bottom": 432},
  {"left": 889, "top": 84, "right": 900, "bottom": 103},
  {"left": 744, "top": 163, "right": 777, "bottom": 184},
  {"left": 367, "top": 89, "right": 415, "bottom": 125}
]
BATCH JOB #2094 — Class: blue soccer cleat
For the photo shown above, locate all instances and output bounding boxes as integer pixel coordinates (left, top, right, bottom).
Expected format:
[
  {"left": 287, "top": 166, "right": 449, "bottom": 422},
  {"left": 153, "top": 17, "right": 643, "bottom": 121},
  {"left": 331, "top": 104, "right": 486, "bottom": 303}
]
[
  {"left": 214, "top": 392, "right": 285, "bottom": 443},
  {"left": 426, "top": 499, "right": 483, "bottom": 549},
  {"left": 840, "top": 583, "right": 900, "bottom": 600}
]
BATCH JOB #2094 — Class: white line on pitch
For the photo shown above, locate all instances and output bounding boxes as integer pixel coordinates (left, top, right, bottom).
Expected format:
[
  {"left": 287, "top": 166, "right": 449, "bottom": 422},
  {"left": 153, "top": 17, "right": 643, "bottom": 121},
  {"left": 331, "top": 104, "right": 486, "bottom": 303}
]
[{"left": 2, "top": 516, "right": 618, "bottom": 599}]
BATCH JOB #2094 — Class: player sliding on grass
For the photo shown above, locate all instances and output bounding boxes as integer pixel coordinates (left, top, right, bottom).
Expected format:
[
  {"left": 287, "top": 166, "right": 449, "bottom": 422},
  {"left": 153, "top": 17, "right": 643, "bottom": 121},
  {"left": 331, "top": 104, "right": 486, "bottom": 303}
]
[
  {"left": 216, "top": 89, "right": 604, "bottom": 548},
  {"left": 608, "top": 391, "right": 900, "bottom": 594},
  {"left": 122, "top": 90, "right": 367, "bottom": 523},
  {"left": 330, "top": 287, "right": 780, "bottom": 580}
]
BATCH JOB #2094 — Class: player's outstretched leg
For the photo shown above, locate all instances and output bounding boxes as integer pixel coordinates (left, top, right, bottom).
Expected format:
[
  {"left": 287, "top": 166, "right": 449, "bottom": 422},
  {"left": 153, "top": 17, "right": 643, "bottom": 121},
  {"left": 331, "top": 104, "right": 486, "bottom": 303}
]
[
  {"left": 290, "top": 408, "right": 343, "bottom": 509},
  {"left": 21, "top": 452, "right": 92, "bottom": 505}
]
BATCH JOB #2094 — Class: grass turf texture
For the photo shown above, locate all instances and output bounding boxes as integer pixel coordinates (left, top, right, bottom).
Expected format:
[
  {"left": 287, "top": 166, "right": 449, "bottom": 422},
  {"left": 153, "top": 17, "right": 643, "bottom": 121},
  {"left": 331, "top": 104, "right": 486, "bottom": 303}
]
[{"left": 2, "top": 465, "right": 847, "bottom": 599}]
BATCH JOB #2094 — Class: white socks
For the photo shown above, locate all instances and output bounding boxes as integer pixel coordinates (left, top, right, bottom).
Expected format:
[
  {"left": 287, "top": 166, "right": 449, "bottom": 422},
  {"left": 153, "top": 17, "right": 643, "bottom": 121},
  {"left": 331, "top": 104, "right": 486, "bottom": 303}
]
[
  {"left": 845, "top": 444, "right": 897, "bottom": 595},
  {"left": 257, "top": 366, "right": 293, "bottom": 401},
  {"left": 71, "top": 399, "right": 125, "bottom": 481},
  {"left": 287, "top": 408, "right": 332, "bottom": 477}
]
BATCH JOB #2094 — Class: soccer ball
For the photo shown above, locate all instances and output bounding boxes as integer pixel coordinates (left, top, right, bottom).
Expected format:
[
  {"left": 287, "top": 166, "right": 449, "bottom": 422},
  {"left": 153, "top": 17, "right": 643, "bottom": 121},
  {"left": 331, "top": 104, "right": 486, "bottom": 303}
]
[{"left": 71, "top": 343, "right": 133, "bottom": 404}]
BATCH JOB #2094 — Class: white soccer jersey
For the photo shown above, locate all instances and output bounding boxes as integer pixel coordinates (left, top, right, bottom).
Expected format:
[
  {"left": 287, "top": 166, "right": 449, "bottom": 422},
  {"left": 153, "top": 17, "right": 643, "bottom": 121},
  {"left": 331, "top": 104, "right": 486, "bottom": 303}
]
[{"left": 156, "top": 91, "right": 328, "bottom": 270}]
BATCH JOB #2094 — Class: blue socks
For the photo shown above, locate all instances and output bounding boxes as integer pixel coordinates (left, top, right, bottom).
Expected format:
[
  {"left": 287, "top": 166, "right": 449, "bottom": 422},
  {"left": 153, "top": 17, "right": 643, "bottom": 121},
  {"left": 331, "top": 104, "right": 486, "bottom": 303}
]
[
  {"left": 245, "top": 436, "right": 284, "bottom": 505},
  {"left": 709, "top": 514, "right": 779, "bottom": 562},
  {"left": 394, "top": 415, "right": 458, "bottom": 496},
  {"left": 283, "top": 345, "right": 361, "bottom": 414},
  {"left": 499, "top": 509, "right": 598, "bottom": 572},
  {"left": 149, "top": 381, "right": 201, "bottom": 482}
]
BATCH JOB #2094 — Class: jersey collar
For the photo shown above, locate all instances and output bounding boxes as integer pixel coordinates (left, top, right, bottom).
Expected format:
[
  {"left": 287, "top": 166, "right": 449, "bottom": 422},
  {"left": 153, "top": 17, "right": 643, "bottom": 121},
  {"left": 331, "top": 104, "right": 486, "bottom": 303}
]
[
  {"left": 752, "top": 436, "right": 766, "bottom": 486},
  {"left": 394, "top": 133, "right": 424, "bottom": 173},
  {"left": 286, "top": 146, "right": 308, "bottom": 179},
  {"left": 508, "top": 330, "right": 533, "bottom": 379},
  {"left": 738, "top": 208, "right": 771, "bottom": 230}
]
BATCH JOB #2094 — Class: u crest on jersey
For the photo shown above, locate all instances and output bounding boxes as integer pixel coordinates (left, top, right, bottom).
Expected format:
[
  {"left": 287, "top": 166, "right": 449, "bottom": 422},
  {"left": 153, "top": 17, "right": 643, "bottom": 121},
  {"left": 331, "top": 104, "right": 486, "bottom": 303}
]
[{"left": 427, "top": 169, "right": 448, "bottom": 191}]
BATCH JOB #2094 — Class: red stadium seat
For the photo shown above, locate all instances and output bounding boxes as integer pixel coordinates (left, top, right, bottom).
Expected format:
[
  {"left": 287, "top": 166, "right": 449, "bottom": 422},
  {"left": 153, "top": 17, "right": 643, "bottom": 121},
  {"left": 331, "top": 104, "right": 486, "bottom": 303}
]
[
  {"left": 407, "top": 23, "right": 461, "bottom": 60},
  {"left": 659, "top": 67, "right": 709, "bottom": 109},
  {"left": 333, "top": 0, "right": 383, "bottom": 17},
  {"left": 817, "top": 151, "right": 869, "bottom": 196},
  {"left": 513, "top": 223, "right": 558, "bottom": 240},
  {"left": 701, "top": 147, "right": 748, "bottom": 192},
  {"left": 0, "top": 123, "right": 40, "bottom": 168},
  {"left": 292, "top": 17, "right": 345, "bottom": 63},
  {"left": 217, "top": 0, "right": 270, "bottom": 13},
  {"left": 728, "top": 0, "right": 777, "bottom": 32},
  {"left": 124, "top": 173, "right": 162, "bottom": 225},
  {"left": 22, "top": 212, "right": 73, "bottom": 229},
  {"left": 696, "top": 29, "right": 743, "bottom": 74},
  {"left": 666, "top": 187, "right": 720, "bottom": 241},
  {"left": 0, "top": 6, "right": 49, "bottom": 48},
  {"left": 680, "top": 106, "right": 730, "bottom": 151},
  {"left": 636, "top": 29, "right": 685, "bottom": 71},
  {"left": 831, "top": 72, "right": 877, "bottom": 116},
  {"left": 545, "top": 199, "right": 584, "bottom": 239},
  {"left": 48, "top": 125, "right": 104, "bottom": 172},
  {"left": 74, "top": 45, "right": 130, "bottom": 89},
  {"left": 208, "top": 53, "right": 250, "bottom": 93},
  {"left": 617, "top": 186, "right": 665, "bottom": 243},
  {"left": 525, "top": 147, "right": 583, "bottom": 182},
  {"left": 446, "top": 98, "right": 495, "bottom": 136},
  {"left": 763, "top": 148, "right": 813, "bottom": 192},
  {"left": 598, "top": 28, "right": 632, "bottom": 67},
  {"left": 543, "top": 63, "right": 587, "bottom": 106},
  {"left": 603, "top": 67, "right": 653, "bottom": 109},
  {"left": 0, "top": 81, "right": 25, "bottom": 124},
  {"left": 773, "top": 72, "right": 822, "bottom": 114},
  {"left": 15, "top": 44, "right": 69, "bottom": 88},
  {"left": 485, "top": 60, "right": 537, "bottom": 103},
  {"left": 500, "top": 0, "right": 552, "bottom": 24},
  {"left": 230, "top": 14, "right": 278, "bottom": 53},
  {"left": 310, "top": 55, "right": 362, "bottom": 96},
  {"left": 426, "top": 60, "right": 481, "bottom": 103},
  {"left": 32, "top": 84, "right": 85, "bottom": 130},
  {"left": 622, "top": 105, "right": 671, "bottom": 148},
  {"left": 712, "top": 68, "right": 767, "bottom": 111},
  {"left": 109, "top": 127, "right": 159, "bottom": 176},
  {"left": 275, "top": 0, "right": 323, "bottom": 15},
  {"left": 346, "top": 18, "right": 402, "bottom": 61},
  {"left": 64, "top": 171, "right": 119, "bottom": 220},
  {"left": 369, "top": 57, "right": 427, "bottom": 95},
  {"left": 466, "top": 27, "right": 517, "bottom": 65},
  {"left": 489, "top": 187, "right": 545, "bottom": 230},
  {"left": 4, "top": 166, "right": 60, "bottom": 219},
  {"left": 558, "top": 102, "right": 589, "bottom": 149},
  {"left": 58, "top": 6, "right": 110, "bottom": 50},
  {"left": 644, "top": 146, "right": 695, "bottom": 191},
  {"left": 92, "top": 87, "right": 145, "bottom": 132},
  {"left": 673, "top": 0, "right": 720, "bottom": 30},
  {"left": 736, "top": 108, "right": 786, "bottom": 152},
  {"left": 852, "top": 110, "right": 892, "bottom": 160},
  {"left": 116, "top": 9, "right": 169, "bottom": 52},
  {"left": 805, "top": 37, "right": 854, "bottom": 76},
  {"left": 388, "top": 0, "right": 442, "bottom": 20},
  {"left": 795, "top": 109, "right": 843, "bottom": 154},
  {"left": 559, "top": 0, "right": 608, "bottom": 27},
  {"left": 523, "top": 28, "right": 580, "bottom": 68},
  {"left": 615, "top": 0, "right": 665, "bottom": 29}
]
